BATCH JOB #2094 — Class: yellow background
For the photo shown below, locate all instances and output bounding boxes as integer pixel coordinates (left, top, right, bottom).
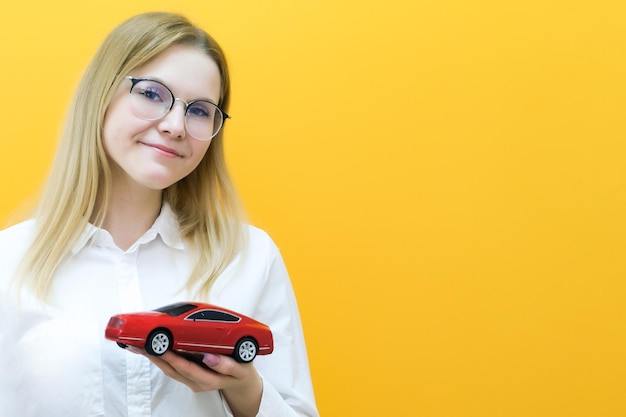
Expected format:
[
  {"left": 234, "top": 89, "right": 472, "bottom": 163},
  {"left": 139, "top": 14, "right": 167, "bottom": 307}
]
[{"left": 1, "top": 1, "right": 625, "bottom": 415}]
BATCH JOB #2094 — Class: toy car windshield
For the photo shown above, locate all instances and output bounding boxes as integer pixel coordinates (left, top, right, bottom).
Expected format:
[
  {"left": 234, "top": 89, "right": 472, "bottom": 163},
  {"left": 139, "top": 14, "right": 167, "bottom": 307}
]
[{"left": 153, "top": 302, "right": 198, "bottom": 316}]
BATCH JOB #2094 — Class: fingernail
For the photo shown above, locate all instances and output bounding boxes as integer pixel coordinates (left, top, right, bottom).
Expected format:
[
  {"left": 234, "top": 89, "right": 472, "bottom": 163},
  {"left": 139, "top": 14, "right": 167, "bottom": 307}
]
[{"left": 202, "top": 353, "right": 220, "bottom": 367}]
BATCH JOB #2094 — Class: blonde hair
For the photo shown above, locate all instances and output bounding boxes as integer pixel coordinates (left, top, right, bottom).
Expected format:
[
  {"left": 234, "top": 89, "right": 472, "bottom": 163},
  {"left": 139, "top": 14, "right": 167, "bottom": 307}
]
[{"left": 17, "top": 12, "right": 245, "bottom": 300}]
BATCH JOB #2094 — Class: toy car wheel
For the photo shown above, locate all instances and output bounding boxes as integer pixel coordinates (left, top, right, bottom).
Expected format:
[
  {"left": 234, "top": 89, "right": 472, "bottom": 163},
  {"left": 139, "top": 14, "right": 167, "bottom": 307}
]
[
  {"left": 146, "top": 329, "right": 171, "bottom": 356},
  {"left": 117, "top": 342, "right": 128, "bottom": 349},
  {"left": 234, "top": 337, "right": 258, "bottom": 363}
]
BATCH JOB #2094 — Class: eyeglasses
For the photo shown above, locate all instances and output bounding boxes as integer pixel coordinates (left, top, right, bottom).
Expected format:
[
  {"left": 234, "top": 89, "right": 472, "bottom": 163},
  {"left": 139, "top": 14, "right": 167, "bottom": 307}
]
[{"left": 126, "top": 76, "right": 229, "bottom": 141}]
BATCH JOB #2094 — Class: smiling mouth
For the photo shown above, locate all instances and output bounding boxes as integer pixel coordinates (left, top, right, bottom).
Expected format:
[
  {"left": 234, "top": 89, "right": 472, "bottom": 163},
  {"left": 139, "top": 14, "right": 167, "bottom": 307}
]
[{"left": 143, "top": 142, "right": 182, "bottom": 158}]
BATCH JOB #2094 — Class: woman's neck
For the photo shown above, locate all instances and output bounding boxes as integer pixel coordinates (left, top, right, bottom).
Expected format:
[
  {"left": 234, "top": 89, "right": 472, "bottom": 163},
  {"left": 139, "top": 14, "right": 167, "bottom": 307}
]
[{"left": 101, "top": 182, "right": 163, "bottom": 251}]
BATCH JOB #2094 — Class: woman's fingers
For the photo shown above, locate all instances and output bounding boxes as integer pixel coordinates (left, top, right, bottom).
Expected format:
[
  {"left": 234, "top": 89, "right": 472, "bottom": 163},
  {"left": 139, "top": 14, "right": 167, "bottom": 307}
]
[
  {"left": 126, "top": 348, "right": 259, "bottom": 397},
  {"left": 127, "top": 348, "right": 263, "bottom": 413}
]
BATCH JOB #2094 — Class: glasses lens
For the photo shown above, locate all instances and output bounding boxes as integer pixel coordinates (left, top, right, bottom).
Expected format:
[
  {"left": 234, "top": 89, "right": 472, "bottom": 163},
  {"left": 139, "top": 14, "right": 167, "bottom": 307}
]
[
  {"left": 129, "top": 80, "right": 173, "bottom": 120},
  {"left": 185, "top": 101, "right": 224, "bottom": 141},
  {"left": 128, "top": 78, "right": 226, "bottom": 141}
]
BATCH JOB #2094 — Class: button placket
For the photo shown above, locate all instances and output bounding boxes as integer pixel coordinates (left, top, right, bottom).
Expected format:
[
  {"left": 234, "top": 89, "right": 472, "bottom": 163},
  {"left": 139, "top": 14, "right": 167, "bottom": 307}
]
[{"left": 115, "top": 249, "right": 152, "bottom": 417}]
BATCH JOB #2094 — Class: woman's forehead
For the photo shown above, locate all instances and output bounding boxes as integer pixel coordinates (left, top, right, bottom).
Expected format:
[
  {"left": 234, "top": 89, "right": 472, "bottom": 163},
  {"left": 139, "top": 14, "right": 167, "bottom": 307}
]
[{"left": 130, "top": 46, "right": 222, "bottom": 102}]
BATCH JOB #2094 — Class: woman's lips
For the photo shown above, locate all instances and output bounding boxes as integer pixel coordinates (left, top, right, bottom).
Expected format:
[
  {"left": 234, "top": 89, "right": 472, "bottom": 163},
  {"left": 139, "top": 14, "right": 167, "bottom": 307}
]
[{"left": 143, "top": 142, "right": 182, "bottom": 158}]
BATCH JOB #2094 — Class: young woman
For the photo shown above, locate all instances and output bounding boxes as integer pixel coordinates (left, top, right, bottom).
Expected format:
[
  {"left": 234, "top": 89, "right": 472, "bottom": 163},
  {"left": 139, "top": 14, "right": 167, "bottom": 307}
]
[{"left": 0, "top": 12, "right": 318, "bottom": 417}]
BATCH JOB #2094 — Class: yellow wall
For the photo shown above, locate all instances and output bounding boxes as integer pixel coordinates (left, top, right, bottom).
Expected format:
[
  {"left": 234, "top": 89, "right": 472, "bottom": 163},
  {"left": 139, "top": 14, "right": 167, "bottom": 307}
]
[{"left": 1, "top": 1, "right": 625, "bottom": 415}]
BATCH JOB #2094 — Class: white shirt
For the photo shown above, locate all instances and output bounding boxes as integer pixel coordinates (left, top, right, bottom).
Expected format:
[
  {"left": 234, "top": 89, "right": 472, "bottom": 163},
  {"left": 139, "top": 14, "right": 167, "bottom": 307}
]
[{"left": 0, "top": 205, "right": 319, "bottom": 417}]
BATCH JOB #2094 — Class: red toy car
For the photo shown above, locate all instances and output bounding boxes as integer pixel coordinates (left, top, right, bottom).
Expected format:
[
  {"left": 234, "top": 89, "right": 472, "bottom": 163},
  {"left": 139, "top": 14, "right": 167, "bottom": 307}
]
[{"left": 105, "top": 302, "right": 274, "bottom": 363}]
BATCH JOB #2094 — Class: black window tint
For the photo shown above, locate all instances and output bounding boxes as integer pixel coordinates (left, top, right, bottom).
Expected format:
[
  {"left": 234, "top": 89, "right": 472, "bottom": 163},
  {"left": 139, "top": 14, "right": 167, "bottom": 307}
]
[
  {"left": 154, "top": 302, "right": 197, "bottom": 316},
  {"left": 187, "top": 312, "right": 205, "bottom": 320},
  {"left": 203, "top": 310, "right": 240, "bottom": 322}
]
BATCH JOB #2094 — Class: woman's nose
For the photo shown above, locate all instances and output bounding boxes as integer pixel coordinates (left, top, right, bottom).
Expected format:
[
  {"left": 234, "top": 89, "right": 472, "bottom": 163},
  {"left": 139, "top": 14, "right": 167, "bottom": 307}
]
[{"left": 158, "top": 100, "right": 187, "bottom": 138}]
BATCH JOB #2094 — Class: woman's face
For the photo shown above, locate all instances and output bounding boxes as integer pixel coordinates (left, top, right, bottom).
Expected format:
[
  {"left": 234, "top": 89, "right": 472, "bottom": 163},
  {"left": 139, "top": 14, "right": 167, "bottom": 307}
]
[{"left": 103, "top": 45, "right": 222, "bottom": 192}]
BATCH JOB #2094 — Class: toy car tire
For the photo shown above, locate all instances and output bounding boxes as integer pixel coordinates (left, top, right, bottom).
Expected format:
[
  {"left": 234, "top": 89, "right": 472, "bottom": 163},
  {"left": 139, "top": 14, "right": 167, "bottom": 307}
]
[
  {"left": 146, "top": 329, "right": 171, "bottom": 356},
  {"left": 117, "top": 342, "right": 128, "bottom": 349},
  {"left": 234, "top": 337, "right": 258, "bottom": 363}
]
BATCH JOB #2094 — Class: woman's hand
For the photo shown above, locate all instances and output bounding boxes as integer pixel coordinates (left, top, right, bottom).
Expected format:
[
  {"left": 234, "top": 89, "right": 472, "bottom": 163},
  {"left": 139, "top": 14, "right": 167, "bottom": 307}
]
[{"left": 130, "top": 348, "right": 263, "bottom": 417}]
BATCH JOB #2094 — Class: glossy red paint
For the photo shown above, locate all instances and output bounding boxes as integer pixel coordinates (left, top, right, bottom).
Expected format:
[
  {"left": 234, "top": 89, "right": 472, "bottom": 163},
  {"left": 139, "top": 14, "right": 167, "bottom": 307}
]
[{"left": 105, "top": 302, "right": 273, "bottom": 363}]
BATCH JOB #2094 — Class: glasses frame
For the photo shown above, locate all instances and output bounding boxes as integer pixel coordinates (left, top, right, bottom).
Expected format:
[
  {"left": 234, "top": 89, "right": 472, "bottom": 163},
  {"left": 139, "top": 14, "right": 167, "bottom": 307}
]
[{"left": 126, "top": 76, "right": 230, "bottom": 141}]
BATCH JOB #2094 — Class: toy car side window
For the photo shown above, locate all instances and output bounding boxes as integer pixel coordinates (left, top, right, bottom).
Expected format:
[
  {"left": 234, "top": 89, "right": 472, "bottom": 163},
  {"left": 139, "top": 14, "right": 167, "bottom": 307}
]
[
  {"left": 203, "top": 310, "right": 240, "bottom": 322},
  {"left": 187, "top": 311, "right": 211, "bottom": 321},
  {"left": 186, "top": 310, "right": 241, "bottom": 322}
]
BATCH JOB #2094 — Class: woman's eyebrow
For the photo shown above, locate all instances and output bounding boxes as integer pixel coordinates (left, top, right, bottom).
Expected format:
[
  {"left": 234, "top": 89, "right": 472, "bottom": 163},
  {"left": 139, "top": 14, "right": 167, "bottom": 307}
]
[{"left": 134, "top": 75, "right": 219, "bottom": 104}]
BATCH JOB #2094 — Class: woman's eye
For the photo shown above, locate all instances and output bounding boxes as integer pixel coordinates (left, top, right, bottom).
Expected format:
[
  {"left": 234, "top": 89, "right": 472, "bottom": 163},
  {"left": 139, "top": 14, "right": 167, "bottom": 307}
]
[
  {"left": 188, "top": 103, "right": 213, "bottom": 119},
  {"left": 140, "top": 88, "right": 163, "bottom": 102}
]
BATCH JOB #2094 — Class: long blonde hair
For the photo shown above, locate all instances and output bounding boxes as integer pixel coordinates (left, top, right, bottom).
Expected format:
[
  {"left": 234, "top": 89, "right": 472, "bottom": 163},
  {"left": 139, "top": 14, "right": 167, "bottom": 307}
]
[{"left": 17, "top": 12, "right": 245, "bottom": 301}]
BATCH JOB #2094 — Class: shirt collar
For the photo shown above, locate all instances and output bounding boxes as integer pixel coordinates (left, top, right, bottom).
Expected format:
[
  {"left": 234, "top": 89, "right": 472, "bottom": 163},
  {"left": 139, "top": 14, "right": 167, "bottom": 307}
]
[
  {"left": 71, "top": 203, "right": 185, "bottom": 254},
  {"left": 150, "top": 203, "right": 185, "bottom": 250}
]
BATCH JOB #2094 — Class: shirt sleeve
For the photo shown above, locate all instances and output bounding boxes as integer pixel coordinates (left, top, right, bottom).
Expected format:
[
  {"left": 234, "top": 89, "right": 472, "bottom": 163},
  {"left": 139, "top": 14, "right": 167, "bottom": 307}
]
[{"left": 211, "top": 226, "right": 319, "bottom": 417}]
